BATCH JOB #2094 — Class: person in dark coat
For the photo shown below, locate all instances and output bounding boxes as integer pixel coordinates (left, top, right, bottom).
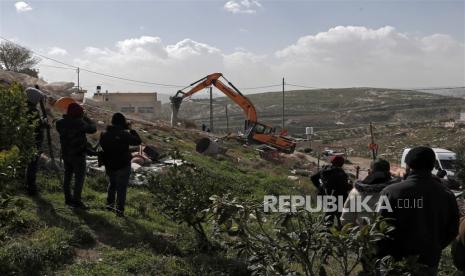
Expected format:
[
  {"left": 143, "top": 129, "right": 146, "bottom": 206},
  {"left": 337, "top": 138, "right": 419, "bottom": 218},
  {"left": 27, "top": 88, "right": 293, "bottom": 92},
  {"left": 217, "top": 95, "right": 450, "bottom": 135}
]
[
  {"left": 311, "top": 155, "right": 351, "bottom": 225},
  {"left": 341, "top": 158, "right": 399, "bottom": 226},
  {"left": 99, "top": 113, "right": 141, "bottom": 217},
  {"left": 24, "top": 87, "right": 47, "bottom": 195},
  {"left": 378, "top": 146, "right": 460, "bottom": 275},
  {"left": 56, "top": 103, "right": 96, "bottom": 208}
]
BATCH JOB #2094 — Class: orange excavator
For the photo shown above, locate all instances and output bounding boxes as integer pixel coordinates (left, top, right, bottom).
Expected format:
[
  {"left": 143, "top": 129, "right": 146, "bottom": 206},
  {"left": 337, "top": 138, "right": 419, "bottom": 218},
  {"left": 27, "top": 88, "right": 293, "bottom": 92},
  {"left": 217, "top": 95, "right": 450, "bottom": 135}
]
[{"left": 170, "top": 73, "right": 296, "bottom": 153}]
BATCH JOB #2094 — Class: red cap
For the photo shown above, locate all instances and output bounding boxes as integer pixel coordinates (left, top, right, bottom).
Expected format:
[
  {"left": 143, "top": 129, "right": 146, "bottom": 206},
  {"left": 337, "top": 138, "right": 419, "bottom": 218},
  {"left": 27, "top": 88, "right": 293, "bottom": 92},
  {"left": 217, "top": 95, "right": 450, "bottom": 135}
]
[
  {"left": 67, "top": 103, "right": 84, "bottom": 117},
  {"left": 330, "top": 155, "right": 345, "bottom": 167}
]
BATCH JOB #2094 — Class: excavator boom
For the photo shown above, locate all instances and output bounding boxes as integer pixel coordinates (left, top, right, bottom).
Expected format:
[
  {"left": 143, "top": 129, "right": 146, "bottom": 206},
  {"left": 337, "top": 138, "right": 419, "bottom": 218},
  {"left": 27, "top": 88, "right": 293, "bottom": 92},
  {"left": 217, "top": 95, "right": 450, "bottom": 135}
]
[{"left": 171, "top": 73, "right": 296, "bottom": 153}]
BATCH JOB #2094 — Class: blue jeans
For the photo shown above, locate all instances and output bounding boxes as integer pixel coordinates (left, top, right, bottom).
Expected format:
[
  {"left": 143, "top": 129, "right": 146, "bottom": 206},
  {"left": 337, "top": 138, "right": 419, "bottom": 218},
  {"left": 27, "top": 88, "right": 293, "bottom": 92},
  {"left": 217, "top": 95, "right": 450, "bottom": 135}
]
[{"left": 106, "top": 166, "right": 131, "bottom": 213}]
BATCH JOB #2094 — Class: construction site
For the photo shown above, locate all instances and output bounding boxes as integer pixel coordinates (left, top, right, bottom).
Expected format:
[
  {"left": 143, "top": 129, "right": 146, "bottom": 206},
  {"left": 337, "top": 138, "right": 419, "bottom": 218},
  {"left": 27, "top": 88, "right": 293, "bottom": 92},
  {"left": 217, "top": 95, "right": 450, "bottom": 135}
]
[{"left": 1, "top": 0, "right": 464, "bottom": 275}]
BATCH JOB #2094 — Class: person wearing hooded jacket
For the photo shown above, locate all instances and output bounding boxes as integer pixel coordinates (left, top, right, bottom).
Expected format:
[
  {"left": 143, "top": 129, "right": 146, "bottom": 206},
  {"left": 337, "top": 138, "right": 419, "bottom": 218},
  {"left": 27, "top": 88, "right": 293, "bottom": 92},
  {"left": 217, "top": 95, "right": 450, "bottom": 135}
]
[
  {"left": 24, "top": 86, "right": 48, "bottom": 195},
  {"left": 311, "top": 155, "right": 351, "bottom": 225},
  {"left": 341, "top": 158, "right": 399, "bottom": 226},
  {"left": 99, "top": 113, "right": 141, "bottom": 217},
  {"left": 378, "top": 146, "right": 460, "bottom": 275},
  {"left": 56, "top": 103, "right": 96, "bottom": 208}
]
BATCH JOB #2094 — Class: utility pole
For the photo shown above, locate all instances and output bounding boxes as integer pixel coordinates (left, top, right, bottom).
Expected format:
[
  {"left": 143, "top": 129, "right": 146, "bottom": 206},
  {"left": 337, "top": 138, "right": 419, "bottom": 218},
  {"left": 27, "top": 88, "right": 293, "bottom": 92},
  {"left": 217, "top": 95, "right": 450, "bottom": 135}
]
[
  {"left": 369, "top": 122, "right": 377, "bottom": 160},
  {"left": 282, "top": 77, "right": 285, "bottom": 130},
  {"left": 77, "top": 67, "right": 80, "bottom": 92},
  {"left": 225, "top": 104, "right": 229, "bottom": 133},
  {"left": 209, "top": 87, "right": 213, "bottom": 133}
]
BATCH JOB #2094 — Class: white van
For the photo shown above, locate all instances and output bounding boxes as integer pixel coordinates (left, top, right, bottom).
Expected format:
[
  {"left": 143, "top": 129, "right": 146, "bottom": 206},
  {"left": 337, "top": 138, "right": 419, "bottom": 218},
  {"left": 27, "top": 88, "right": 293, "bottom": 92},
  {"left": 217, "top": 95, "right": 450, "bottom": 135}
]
[{"left": 401, "top": 148, "right": 456, "bottom": 177}]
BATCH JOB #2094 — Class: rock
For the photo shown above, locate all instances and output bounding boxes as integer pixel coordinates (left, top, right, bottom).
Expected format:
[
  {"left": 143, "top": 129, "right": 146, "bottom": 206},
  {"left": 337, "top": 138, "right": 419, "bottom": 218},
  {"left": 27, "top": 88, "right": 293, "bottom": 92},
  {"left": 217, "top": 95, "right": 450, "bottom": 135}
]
[{"left": 0, "top": 69, "right": 46, "bottom": 88}]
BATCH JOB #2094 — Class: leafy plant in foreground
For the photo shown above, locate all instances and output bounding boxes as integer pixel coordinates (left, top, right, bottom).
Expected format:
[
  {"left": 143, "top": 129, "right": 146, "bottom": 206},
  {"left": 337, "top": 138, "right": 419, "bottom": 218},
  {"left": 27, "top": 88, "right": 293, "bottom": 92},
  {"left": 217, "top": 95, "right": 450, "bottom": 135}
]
[
  {"left": 146, "top": 157, "right": 235, "bottom": 250},
  {"left": 209, "top": 194, "right": 396, "bottom": 276}
]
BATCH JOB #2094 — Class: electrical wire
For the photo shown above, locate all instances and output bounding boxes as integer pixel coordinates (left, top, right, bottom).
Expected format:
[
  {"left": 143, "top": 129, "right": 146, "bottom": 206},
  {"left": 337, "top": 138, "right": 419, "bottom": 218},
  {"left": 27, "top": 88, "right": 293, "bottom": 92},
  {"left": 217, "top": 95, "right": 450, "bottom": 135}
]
[
  {"left": 2, "top": 36, "right": 463, "bottom": 92},
  {"left": 238, "top": 84, "right": 282, "bottom": 90},
  {"left": 0, "top": 36, "right": 186, "bottom": 88},
  {"left": 37, "top": 64, "right": 77, "bottom": 70},
  {"left": 285, "top": 83, "right": 318, "bottom": 89}
]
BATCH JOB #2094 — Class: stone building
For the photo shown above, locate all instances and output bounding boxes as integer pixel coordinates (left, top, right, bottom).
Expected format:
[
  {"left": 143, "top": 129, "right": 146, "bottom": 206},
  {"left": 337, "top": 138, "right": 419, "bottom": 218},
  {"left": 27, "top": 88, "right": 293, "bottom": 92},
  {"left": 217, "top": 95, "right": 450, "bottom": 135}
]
[{"left": 91, "top": 91, "right": 162, "bottom": 120}]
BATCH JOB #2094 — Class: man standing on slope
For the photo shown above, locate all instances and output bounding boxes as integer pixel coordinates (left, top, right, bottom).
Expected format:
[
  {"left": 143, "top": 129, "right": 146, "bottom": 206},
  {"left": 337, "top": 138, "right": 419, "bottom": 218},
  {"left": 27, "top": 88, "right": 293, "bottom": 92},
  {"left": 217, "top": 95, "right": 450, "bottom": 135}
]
[
  {"left": 24, "top": 86, "right": 48, "bottom": 195},
  {"left": 100, "top": 113, "right": 141, "bottom": 217},
  {"left": 311, "top": 155, "right": 351, "bottom": 226},
  {"left": 56, "top": 103, "right": 96, "bottom": 209},
  {"left": 378, "top": 146, "right": 460, "bottom": 275}
]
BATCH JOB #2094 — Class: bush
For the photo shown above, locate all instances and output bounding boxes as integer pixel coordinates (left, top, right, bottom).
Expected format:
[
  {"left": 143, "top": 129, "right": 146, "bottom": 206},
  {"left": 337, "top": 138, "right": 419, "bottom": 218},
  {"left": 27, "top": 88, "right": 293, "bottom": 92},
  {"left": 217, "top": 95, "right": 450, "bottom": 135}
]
[
  {"left": 0, "top": 83, "right": 36, "bottom": 188},
  {"left": 0, "top": 146, "right": 21, "bottom": 186},
  {"left": 146, "top": 161, "right": 236, "bottom": 250},
  {"left": 209, "top": 195, "right": 396, "bottom": 276},
  {"left": 71, "top": 225, "right": 96, "bottom": 247}
]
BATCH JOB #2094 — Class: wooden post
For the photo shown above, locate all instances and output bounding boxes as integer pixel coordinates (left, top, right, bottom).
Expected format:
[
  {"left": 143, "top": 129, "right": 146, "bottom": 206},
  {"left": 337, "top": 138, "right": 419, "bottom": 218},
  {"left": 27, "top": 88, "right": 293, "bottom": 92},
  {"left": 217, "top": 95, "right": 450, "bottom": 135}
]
[{"left": 209, "top": 87, "right": 213, "bottom": 132}]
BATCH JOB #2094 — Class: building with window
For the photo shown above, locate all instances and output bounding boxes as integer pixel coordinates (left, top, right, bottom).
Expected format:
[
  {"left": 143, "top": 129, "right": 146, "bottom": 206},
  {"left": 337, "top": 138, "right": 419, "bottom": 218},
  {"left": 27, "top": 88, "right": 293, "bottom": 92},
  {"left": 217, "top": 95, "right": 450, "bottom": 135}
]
[{"left": 91, "top": 91, "right": 162, "bottom": 120}]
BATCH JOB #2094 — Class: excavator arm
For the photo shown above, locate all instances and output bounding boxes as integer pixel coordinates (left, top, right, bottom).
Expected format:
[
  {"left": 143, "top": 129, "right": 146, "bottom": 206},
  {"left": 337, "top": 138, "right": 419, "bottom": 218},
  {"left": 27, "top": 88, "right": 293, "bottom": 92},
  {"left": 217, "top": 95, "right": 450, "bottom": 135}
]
[
  {"left": 171, "top": 73, "right": 257, "bottom": 124},
  {"left": 171, "top": 73, "right": 296, "bottom": 153}
]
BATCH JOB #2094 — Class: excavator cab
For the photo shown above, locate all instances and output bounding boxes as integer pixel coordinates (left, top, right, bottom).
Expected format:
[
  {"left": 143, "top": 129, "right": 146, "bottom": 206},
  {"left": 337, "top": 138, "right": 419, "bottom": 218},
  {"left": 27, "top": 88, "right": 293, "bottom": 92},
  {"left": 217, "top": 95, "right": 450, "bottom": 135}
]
[{"left": 245, "top": 121, "right": 275, "bottom": 137}]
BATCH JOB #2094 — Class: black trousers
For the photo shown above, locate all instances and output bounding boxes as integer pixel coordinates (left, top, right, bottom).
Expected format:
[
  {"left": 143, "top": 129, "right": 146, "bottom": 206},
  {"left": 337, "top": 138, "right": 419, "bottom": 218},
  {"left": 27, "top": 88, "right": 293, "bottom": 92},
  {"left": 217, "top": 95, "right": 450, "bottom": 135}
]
[
  {"left": 63, "top": 155, "right": 86, "bottom": 202},
  {"left": 106, "top": 166, "right": 131, "bottom": 213}
]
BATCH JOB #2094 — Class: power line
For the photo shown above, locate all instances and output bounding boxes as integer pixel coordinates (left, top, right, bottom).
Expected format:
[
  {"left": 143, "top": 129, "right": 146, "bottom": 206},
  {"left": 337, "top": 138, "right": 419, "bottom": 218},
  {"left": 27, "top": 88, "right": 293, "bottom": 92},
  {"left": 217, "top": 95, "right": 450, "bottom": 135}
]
[
  {"left": 239, "top": 84, "right": 282, "bottom": 90},
  {"left": 37, "top": 64, "right": 77, "bottom": 70},
  {"left": 0, "top": 35, "right": 186, "bottom": 88},
  {"left": 79, "top": 68, "right": 185, "bottom": 88},
  {"left": 286, "top": 83, "right": 318, "bottom": 89}
]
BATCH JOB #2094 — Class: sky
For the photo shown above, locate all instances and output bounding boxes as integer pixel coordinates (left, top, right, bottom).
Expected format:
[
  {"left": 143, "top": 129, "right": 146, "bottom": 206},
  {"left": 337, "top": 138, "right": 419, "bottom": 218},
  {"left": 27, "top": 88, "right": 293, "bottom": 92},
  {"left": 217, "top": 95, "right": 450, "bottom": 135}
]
[{"left": 0, "top": 0, "right": 464, "bottom": 96}]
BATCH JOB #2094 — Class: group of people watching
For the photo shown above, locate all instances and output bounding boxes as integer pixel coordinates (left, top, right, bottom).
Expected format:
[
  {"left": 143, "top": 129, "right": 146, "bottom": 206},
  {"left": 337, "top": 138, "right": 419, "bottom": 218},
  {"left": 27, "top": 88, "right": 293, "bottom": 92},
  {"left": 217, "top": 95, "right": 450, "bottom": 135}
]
[
  {"left": 23, "top": 85, "right": 465, "bottom": 274},
  {"left": 25, "top": 86, "right": 141, "bottom": 217},
  {"left": 311, "top": 147, "right": 465, "bottom": 274}
]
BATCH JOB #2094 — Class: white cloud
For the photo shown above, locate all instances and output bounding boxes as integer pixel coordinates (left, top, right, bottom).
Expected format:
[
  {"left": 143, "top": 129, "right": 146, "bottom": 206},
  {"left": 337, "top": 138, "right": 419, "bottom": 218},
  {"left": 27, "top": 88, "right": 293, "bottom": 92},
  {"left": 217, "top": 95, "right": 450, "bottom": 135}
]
[
  {"left": 84, "top": 46, "right": 109, "bottom": 56},
  {"left": 38, "top": 27, "right": 464, "bottom": 94},
  {"left": 48, "top": 47, "right": 68, "bottom": 56},
  {"left": 275, "top": 26, "right": 464, "bottom": 87},
  {"left": 14, "top": 1, "right": 32, "bottom": 13},
  {"left": 224, "top": 0, "right": 262, "bottom": 14},
  {"left": 167, "top": 39, "right": 220, "bottom": 59}
]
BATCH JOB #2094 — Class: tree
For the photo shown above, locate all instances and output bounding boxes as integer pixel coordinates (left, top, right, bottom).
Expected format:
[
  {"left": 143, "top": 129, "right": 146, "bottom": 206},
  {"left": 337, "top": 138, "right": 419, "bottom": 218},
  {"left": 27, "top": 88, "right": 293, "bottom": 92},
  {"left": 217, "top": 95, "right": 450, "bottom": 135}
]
[{"left": 0, "top": 41, "right": 39, "bottom": 73}]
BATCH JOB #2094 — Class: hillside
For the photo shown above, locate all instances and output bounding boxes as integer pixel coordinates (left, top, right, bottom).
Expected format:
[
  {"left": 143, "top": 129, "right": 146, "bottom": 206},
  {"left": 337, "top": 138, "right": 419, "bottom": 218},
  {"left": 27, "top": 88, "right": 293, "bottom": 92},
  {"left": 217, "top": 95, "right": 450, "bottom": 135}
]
[
  {"left": 161, "top": 87, "right": 465, "bottom": 162},
  {"left": 1, "top": 76, "right": 463, "bottom": 275},
  {"left": 165, "top": 88, "right": 465, "bottom": 135}
]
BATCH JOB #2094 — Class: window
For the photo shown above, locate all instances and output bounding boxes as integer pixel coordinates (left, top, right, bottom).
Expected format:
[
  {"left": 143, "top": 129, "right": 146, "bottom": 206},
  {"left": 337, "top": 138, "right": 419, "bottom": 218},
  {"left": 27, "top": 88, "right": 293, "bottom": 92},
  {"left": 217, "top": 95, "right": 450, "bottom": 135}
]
[
  {"left": 138, "top": 106, "right": 154, "bottom": 113},
  {"left": 440, "top": 159, "right": 456, "bottom": 171},
  {"left": 121, "top": 106, "right": 135, "bottom": 113}
]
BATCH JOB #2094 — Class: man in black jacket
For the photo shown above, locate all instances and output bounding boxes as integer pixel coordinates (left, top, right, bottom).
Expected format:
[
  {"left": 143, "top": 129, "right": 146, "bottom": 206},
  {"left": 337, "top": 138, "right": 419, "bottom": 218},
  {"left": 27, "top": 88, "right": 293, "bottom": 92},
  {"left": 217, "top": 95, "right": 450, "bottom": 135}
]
[
  {"left": 56, "top": 103, "right": 96, "bottom": 208},
  {"left": 25, "top": 86, "right": 47, "bottom": 195},
  {"left": 100, "top": 113, "right": 141, "bottom": 217},
  {"left": 379, "top": 146, "right": 460, "bottom": 275},
  {"left": 311, "top": 155, "right": 351, "bottom": 225}
]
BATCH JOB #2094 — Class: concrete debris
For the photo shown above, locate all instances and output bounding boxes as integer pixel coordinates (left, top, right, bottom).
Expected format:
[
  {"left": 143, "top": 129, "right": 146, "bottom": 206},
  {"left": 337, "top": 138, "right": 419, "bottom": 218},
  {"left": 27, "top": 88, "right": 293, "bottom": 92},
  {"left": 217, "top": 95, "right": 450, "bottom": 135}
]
[
  {"left": 256, "top": 145, "right": 280, "bottom": 161},
  {"left": 196, "top": 137, "right": 219, "bottom": 155},
  {"left": 287, "top": 175, "right": 300, "bottom": 181},
  {"left": 143, "top": 145, "right": 160, "bottom": 161}
]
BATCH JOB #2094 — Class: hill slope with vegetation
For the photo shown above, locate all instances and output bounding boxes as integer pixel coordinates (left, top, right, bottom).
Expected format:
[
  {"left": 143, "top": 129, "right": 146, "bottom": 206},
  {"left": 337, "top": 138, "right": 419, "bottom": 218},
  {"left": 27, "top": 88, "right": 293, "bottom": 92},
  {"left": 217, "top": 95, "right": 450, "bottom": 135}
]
[
  {"left": 165, "top": 87, "right": 465, "bottom": 135},
  {"left": 1, "top": 83, "right": 463, "bottom": 275}
]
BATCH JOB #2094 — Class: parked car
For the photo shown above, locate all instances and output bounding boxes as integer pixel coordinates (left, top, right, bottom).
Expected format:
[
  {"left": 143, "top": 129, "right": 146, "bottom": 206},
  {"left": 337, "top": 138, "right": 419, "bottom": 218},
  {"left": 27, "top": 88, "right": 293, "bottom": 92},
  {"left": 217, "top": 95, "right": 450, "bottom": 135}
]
[{"left": 401, "top": 147, "right": 457, "bottom": 178}]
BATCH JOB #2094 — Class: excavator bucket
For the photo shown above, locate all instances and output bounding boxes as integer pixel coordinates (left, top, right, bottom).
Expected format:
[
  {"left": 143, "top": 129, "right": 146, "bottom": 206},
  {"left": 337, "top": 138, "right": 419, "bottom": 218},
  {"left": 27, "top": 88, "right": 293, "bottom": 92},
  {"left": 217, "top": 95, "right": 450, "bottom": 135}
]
[{"left": 170, "top": 96, "right": 183, "bottom": 127}]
